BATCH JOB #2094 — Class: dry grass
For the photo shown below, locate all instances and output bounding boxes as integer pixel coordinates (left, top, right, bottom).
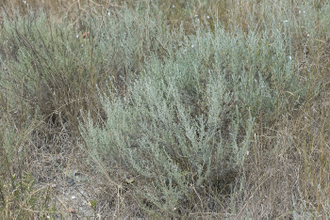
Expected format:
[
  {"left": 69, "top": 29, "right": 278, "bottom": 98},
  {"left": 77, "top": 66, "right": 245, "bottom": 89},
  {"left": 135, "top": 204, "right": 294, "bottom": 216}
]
[{"left": 0, "top": 0, "right": 329, "bottom": 218}]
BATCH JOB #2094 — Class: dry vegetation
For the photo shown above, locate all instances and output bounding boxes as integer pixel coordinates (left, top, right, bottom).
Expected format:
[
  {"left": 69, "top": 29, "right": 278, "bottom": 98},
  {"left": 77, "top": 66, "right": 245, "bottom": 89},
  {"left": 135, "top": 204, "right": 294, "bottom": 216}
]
[{"left": 0, "top": 0, "right": 330, "bottom": 218}]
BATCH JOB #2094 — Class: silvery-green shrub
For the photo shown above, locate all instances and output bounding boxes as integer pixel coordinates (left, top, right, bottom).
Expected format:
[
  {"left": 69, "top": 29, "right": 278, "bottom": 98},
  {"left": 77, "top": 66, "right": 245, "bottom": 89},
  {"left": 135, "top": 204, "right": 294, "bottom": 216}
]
[{"left": 80, "top": 0, "right": 317, "bottom": 216}]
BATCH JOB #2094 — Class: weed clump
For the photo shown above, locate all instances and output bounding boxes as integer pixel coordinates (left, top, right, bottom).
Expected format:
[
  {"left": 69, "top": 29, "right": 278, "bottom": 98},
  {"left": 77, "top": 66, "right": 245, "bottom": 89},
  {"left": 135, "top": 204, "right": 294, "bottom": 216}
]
[
  {"left": 0, "top": 0, "right": 330, "bottom": 218},
  {"left": 79, "top": 1, "right": 315, "bottom": 216}
]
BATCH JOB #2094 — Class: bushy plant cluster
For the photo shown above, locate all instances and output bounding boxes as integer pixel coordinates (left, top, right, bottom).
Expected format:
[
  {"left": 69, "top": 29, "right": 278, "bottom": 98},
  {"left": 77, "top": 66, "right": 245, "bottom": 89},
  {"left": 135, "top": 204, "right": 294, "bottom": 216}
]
[
  {"left": 79, "top": 0, "right": 317, "bottom": 216},
  {"left": 0, "top": 0, "right": 330, "bottom": 218},
  {"left": 0, "top": 7, "right": 167, "bottom": 132}
]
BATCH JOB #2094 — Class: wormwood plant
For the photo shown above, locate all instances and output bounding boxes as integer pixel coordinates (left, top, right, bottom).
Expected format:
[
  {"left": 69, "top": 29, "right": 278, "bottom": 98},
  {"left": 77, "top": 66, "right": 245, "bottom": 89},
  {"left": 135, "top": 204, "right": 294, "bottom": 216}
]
[
  {"left": 0, "top": 6, "right": 168, "bottom": 134},
  {"left": 79, "top": 2, "right": 315, "bottom": 216},
  {"left": 0, "top": 0, "right": 328, "bottom": 217}
]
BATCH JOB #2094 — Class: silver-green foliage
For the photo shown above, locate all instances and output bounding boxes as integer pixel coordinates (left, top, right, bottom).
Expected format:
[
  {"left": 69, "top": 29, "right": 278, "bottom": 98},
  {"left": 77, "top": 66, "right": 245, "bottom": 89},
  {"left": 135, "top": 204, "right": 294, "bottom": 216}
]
[
  {"left": 0, "top": 7, "right": 167, "bottom": 123},
  {"left": 80, "top": 1, "right": 316, "bottom": 216}
]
